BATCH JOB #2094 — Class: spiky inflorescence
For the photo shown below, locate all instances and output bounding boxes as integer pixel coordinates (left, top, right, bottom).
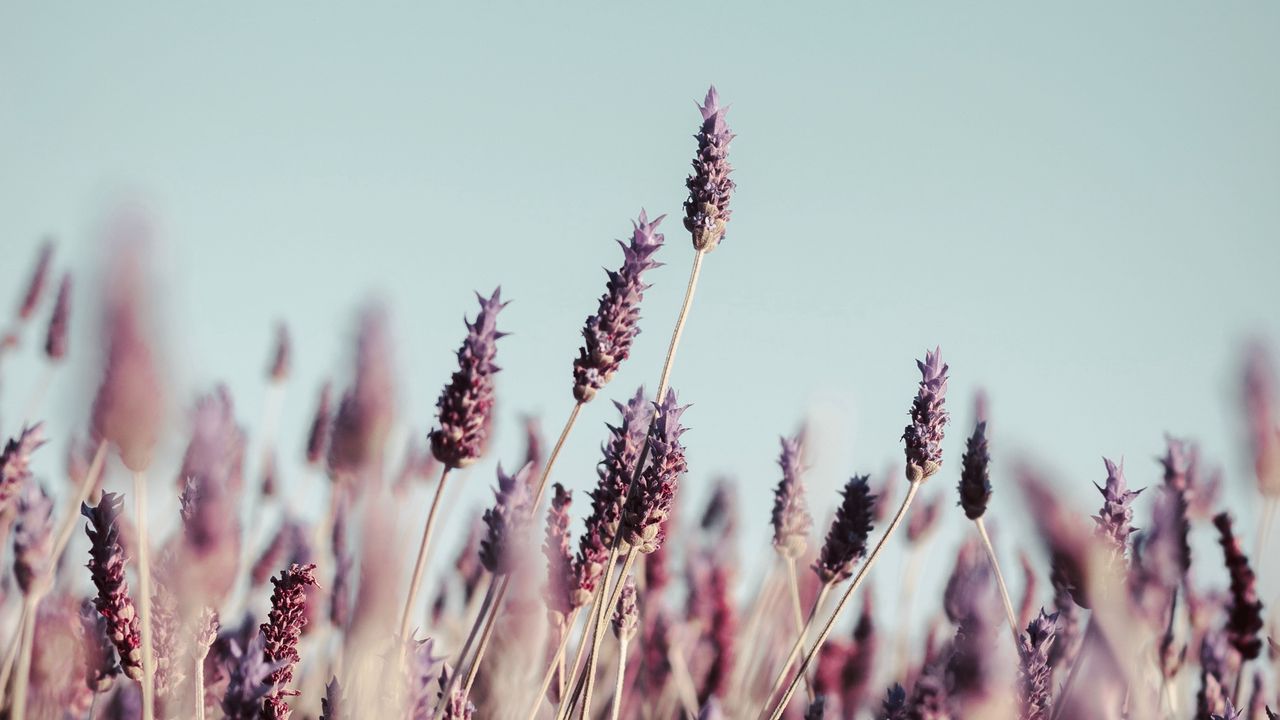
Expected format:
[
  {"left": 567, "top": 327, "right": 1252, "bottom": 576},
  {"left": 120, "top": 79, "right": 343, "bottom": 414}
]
[
  {"left": 222, "top": 634, "right": 280, "bottom": 720},
  {"left": 14, "top": 484, "right": 54, "bottom": 594},
  {"left": 701, "top": 562, "right": 736, "bottom": 703},
  {"left": 805, "top": 696, "right": 828, "bottom": 720},
  {"left": 268, "top": 322, "right": 291, "bottom": 382},
  {"left": 1092, "top": 457, "right": 1142, "bottom": 562},
  {"left": 813, "top": 476, "right": 876, "bottom": 584},
  {"left": 305, "top": 381, "right": 333, "bottom": 467},
  {"left": 771, "top": 432, "right": 813, "bottom": 559},
  {"left": 902, "top": 348, "right": 950, "bottom": 482},
  {"left": 684, "top": 86, "right": 735, "bottom": 252},
  {"left": 16, "top": 239, "right": 54, "bottom": 321},
  {"left": 640, "top": 609, "right": 673, "bottom": 696},
  {"left": 44, "top": 272, "right": 71, "bottom": 361},
  {"left": 881, "top": 684, "right": 908, "bottom": 720},
  {"left": 572, "top": 211, "right": 665, "bottom": 402},
  {"left": 1017, "top": 610, "right": 1057, "bottom": 720},
  {"left": 328, "top": 304, "right": 396, "bottom": 477},
  {"left": 321, "top": 678, "right": 344, "bottom": 720},
  {"left": 436, "top": 665, "right": 475, "bottom": 720},
  {"left": 1213, "top": 513, "right": 1264, "bottom": 660},
  {"left": 404, "top": 636, "right": 444, "bottom": 719},
  {"left": 841, "top": 595, "right": 878, "bottom": 715},
  {"left": 260, "top": 563, "right": 318, "bottom": 717},
  {"left": 905, "top": 657, "right": 950, "bottom": 720},
  {"left": 1198, "top": 631, "right": 1230, "bottom": 719},
  {"left": 0, "top": 423, "right": 44, "bottom": 515},
  {"left": 479, "top": 462, "right": 534, "bottom": 576},
  {"left": 79, "top": 598, "right": 119, "bottom": 693},
  {"left": 1212, "top": 700, "right": 1244, "bottom": 720},
  {"left": 542, "top": 483, "right": 577, "bottom": 618},
  {"left": 429, "top": 289, "right": 507, "bottom": 469},
  {"left": 1158, "top": 437, "right": 1194, "bottom": 574},
  {"left": 957, "top": 421, "right": 991, "bottom": 519},
  {"left": 575, "top": 388, "right": 651, "bottom": 604},
  {"left": 611, "top": 575, "right": 639, "bottom": 642},
  {"left": 620, "top": 389, "right": 689, "bottom": 554},
  {"left": 82, "top": 492, "right": 143, "bottom": 681}
]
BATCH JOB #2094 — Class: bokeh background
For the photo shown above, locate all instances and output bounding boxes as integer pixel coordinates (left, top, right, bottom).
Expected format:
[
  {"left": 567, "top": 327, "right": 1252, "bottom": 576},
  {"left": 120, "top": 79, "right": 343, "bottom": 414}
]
[{"left": 2, "top": 3, "right": 1279, "bottom": 642}]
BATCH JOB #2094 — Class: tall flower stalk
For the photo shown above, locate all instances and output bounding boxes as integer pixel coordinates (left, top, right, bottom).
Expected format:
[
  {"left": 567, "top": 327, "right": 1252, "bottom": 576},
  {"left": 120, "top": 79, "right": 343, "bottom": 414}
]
[
  {"left": 398, "top": 289, "right": 507, "bottom": 648},
  {"left": 956, "top": 418, "right": 1020, "bottom": 645},
  {"left": 559, "top": 83, "right": 733, "bottom": 720},
  {"left": 765, "top": 348, "right": 949, "bottom": 720}
]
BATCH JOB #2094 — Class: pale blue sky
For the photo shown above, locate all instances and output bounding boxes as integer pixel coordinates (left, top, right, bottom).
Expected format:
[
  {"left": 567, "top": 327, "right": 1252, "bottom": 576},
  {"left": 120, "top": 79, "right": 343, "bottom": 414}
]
[{"left": 2, "top": 3, "right": 1279, "bottom": 626}]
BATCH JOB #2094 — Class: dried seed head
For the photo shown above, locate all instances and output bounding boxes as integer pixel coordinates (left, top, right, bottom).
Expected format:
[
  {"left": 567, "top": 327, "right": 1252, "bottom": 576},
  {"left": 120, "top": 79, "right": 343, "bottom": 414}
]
[
  {"left": 611, "top": 575, "right": 638, "bottom": 642},
  {"left": 902, "top": 348, "right": 949, "bottom": 482},
  {"left": 620, "top": 389, "right": 690, "bottom": 554},
  {"left": 1214, "top": 512, "right": 1264, "bottom": 660},
  {"left": 957, "top": 421, "right": 991, "bottom": 520},
  {"left": 772, "top": 431, "right": 812, "bottom": 559},
  {"left": 573, "top": 211, "right": 665, "bottom": 402},
  {"left": 82, "top": 492, "right": 143, "bottom": 681},
  {"left": 44, "top": 273, "right": 71, "bottom": 361},
  {"left": 684, "top": 86, "right": 735, "bottom": 252},
  {"left": 813, "top": 476, "right": 876, "bottom": 584},
  {"left": 429, "top": 289, "right": 507, "bottom": 469},
  {"left": 1092, "top": 457, "right": 1142, "bottom": 561},
  {"left": 480, "top": 462, "right": 535, "bottom": 575}
]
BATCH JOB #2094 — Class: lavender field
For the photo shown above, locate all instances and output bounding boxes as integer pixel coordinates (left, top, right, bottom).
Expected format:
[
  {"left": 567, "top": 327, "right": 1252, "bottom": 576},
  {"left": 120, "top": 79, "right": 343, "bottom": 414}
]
[{"left": 2, "top": 5, "right": 1280, "bottom": 720}]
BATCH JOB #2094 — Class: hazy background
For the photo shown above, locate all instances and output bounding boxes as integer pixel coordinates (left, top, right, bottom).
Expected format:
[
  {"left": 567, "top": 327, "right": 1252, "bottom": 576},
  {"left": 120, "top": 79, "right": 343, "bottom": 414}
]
[{"left": 2, "top": 3, "right": 1279, "bottom": 633}]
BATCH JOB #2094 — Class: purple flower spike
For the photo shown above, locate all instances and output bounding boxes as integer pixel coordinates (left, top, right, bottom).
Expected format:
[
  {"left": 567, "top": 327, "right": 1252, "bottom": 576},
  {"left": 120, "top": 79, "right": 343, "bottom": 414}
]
[
  {"left": 429, "top": 289, "right": 508, "bottom": 469},
  {"left": 611, "top": 575, "right": 639, "bottom": 642},
  {"left": 957, "top": 421, "right": 991, "bottom": 520},
  {"left": 221, "top": 634, "right": 281, "bottom": 720},
  {"left": 543, "top": 483, "right": 576, "bottom": 618},
  {"left": 0, "top": 423, "right": 45, "bottom": 516},
  {"left": 881, "top": 684, "right": 908, "bottom": 720},
  {"left": 79, "top": 599, "right": 119, "bottom": 693},
  {"left": 772, "top": 431, "right": 813, "bottom": 559},
  {"left": 44, "top": 273, "right": 71, "bottom": 361},
  {"left": 260, "top": 563, "right": 318, "bottom": 718},
  {"left": 1017, "top": 610, "right": 1057, "bottom": 720},
  {"left": 16, "top": 239, "right": 54, "bottom": 321},
  {"left": 479, "top": 462, "right": 534, "bottom": 575},
  {"left": 305, "top": 381, "right": 333, "bottom": 468},
  {"left": 684, "top": 86, "right": 736, "bottom": 252},
  {"left": 328, "top": 304, "right": 396, "bottom": 478},
  {"left": 268, "top": 322, "right": 291, "bottom": 382},
  {"left": 620, "top": 389, "right": 689, "bottom": 554},
  {"left": 573, "top": 212, "right": 665, "bottom": 403},
  {"left": 1214, "top": 513, "right": 1264, "bottom": 660},
  {"left": 902, "top": 348, "right": 949, "bottom": 482},
  {"left": 1092, "top": 457, "right": 1142, "bottom": 561},
  {"left": 576, "top": 388, "right": 652, "bottom": 603},
  {"left": 83, "top": 492, "right": 143, "bottom": 681},
  {"left": 14, "top": 484, "right": 54, "bottom": 594},
  {"left": 813, "top": 476, "right": 876, "bottom": 584}
]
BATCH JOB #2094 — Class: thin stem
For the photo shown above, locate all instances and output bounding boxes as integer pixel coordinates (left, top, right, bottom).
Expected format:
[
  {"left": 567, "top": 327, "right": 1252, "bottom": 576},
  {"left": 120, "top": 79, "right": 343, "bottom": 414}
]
[
  {"left": 666, "top": 636, "right": 700, "bottom": 719},
  {"left": 609, "top": 635, "right": 629, "bottom": 720},
  {"left": 767, "top": 478, "right": 922, "bottom": 720},
  {"left": 133, "top": 470, "right": 156, "bottom": 720},
  {"left": 784, "top": 560, "right": 806, "bottom": 635},
  {"left": 398, "top": 465, "right": 453, "bottom": 649},
  {"left": 195, "top": 649, "right": 207, "bottom": 720},
  {"left": 430, "top": 574, "right": 498, "bottom": 720},
  {"left": 529, "top": 402, "right": 584, "bottom": 511},
  {"left": 556, "top": 545, "right": 621, "bottom": 720},
  {"left": 1050, "top": 618, "right": 1095, "bottom": 720},
  {"left": 462, "top": 579, "right": 508, "bottom": 698},
  {"left": 757, "top": 583, "right": 831, "bottom": 719},
  {"left": 892, "top": 543, "right": 923, "bottom": 678},
  {"left": 1255, "top": 497, "right": 1276, "bottom": 578},
  {"left": 729, "top": 563, "right": 783, "bottom": 700},
  {"left": 974, "top": 517, "right": 1021, "bottom": 646},
  {"left": 10, "top": 594, "right": 37, "bottom": 720},
  {"left": 582, "top": 549, "right": 639, "bottom": 720},
  {"left": 524, "top": 609, "right": 580, "bottom": 720},
  {"left": 654, "top": 248, "right": 705, "bottom": 401},
  {"left": 0, "top": 605, "right": 27, "bottom": 708}
]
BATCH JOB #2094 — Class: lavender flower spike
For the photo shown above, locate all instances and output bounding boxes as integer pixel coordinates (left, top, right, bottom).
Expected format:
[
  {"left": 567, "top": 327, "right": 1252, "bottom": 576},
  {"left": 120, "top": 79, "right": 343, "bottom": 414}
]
[
  {"left": 684, "top": 86, "right": 736, "bottom": 252},
  {"left": 83, "top": 492, "right": 143, "bottom": 681},
  {"left": 16, "top": 238, "right": 54, "bottom": 321},
  {"left": 14, "top": 484, "right": 54, "bottom": 594},
  {"left": 479, "top": 462, "right": 534, "bottom": 576},
  {"left": 260, "top": 562, "right": 318, "bottom": 718},
  {"left": 429, "top": 288, "right": 508, "bottom": 469},
  {"left": 620, "top": 389, "right": 689, "bottom": 554},
  {"left": 542, "top": 483, "right": 577, "bottom": 619},
  {"left": 611, "top": 575, "right": 639, "bottom": 642},
  {"left": 1017, "top": 609, "right": 1057, "bottom": 720},
  {"left": 44, "top": 273, "right": 71, "bottom": 361},
  {"left": 573, "top": 211, "right": 665, "bottom": 402},
  {"left": 1213, "top": 512, "right": 1264, "bottom": 660},
  {"left": 772, "top": 431, "right": 813, "bottom": 559},
  {"left": 1092, "top": 457, "right": 1142, "bottom": 561},
  {"left": 902, "top": 347, "right": 949, "bottom": 482},
  {"left": 0, "top": 423, "right": 45, "bottom": 515},
  {"left": 813, "top": 475, "right": 876, "bottom": 584},
  {"left": 79, "top": 599, "right": 119, "bottom": 692},
  {"left": 957, "top": 421, "right": 991, "bottom": 519}
]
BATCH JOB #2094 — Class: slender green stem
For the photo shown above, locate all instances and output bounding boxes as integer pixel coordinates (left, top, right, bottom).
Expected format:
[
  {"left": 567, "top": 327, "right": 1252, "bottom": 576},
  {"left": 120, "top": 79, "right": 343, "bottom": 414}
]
[
  {"left": 398, "top": 466, "right": 453, "bottom": 648},
  {"left": 767, "top": 479, "right": 922, "bottom": 720},
  {"left": 974, "top": 517, "right": 1021, "bottom": 646}
]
